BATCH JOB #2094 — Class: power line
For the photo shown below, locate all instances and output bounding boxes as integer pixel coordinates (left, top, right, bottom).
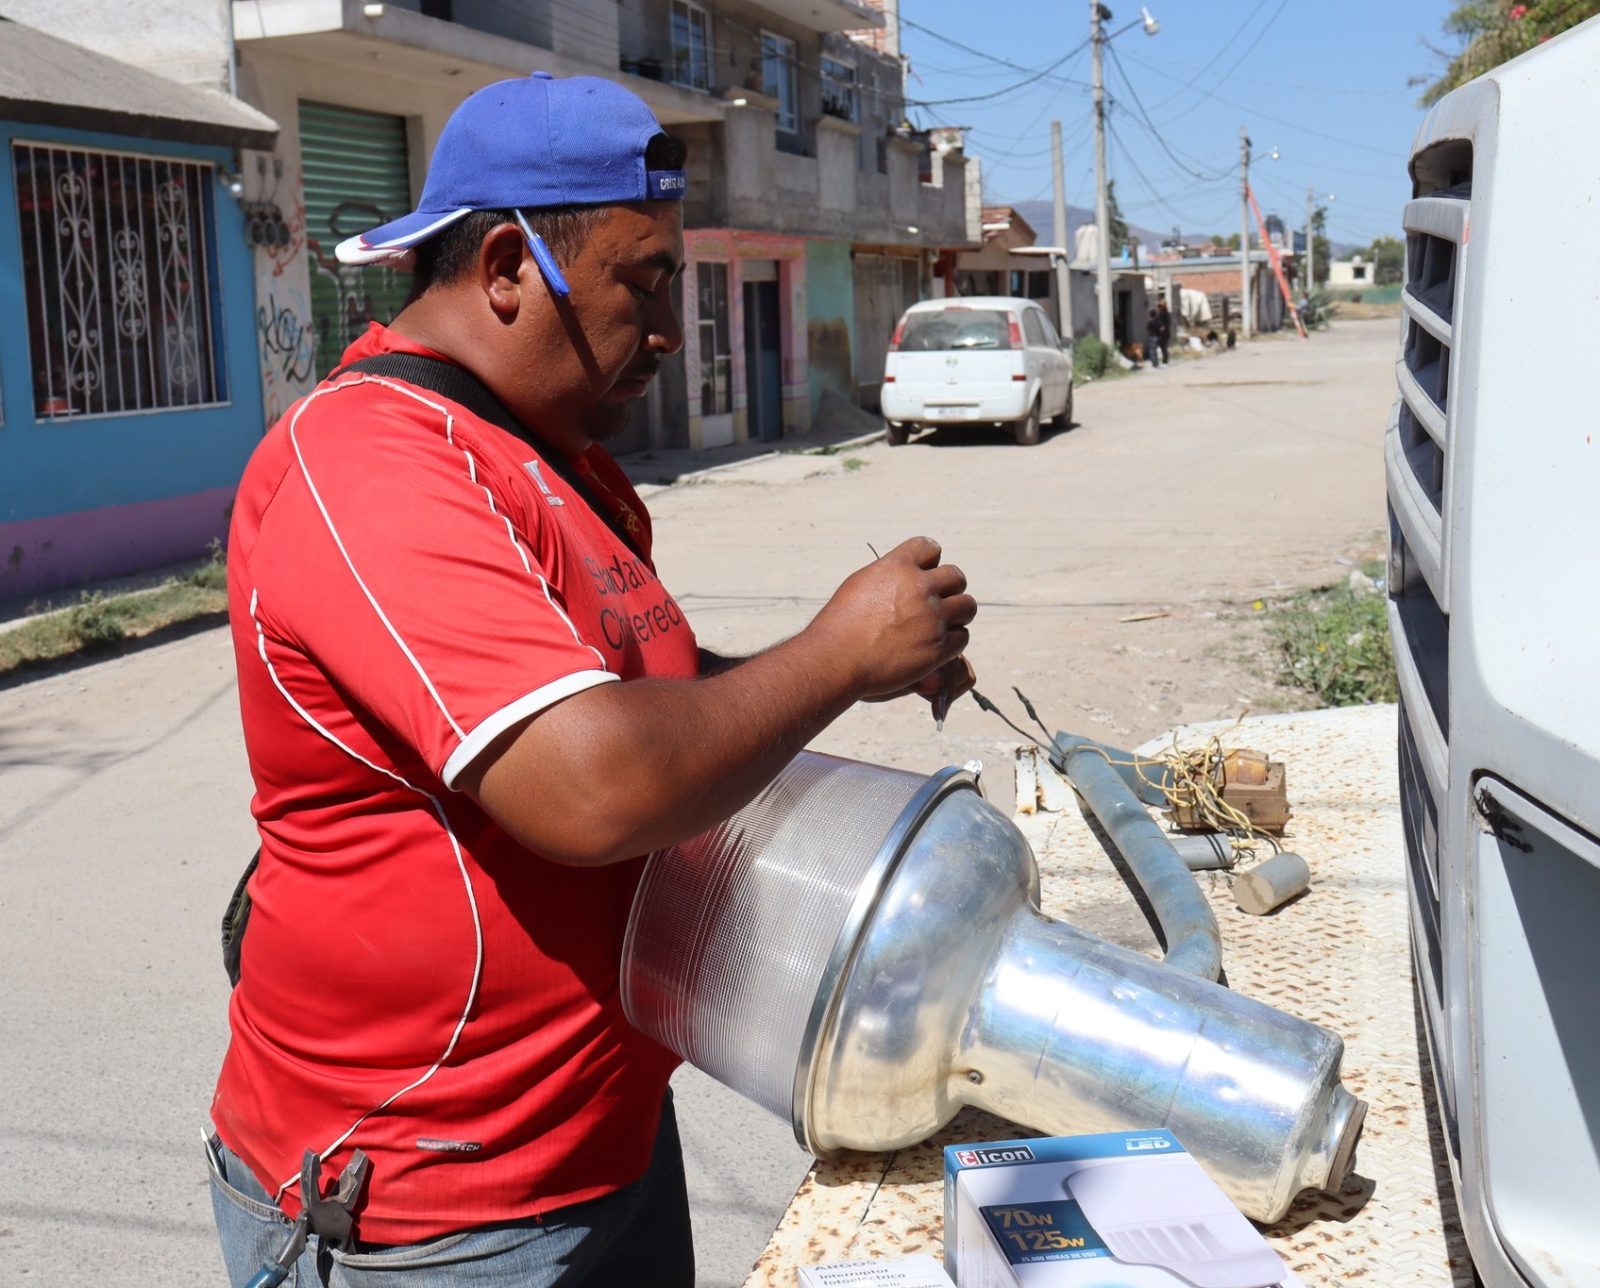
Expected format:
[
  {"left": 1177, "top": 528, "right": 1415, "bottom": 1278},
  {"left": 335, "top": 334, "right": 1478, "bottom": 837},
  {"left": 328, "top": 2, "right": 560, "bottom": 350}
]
[
  {"left": 1124, "top": 51, "right": 1409, "bottom": 99},
  {"left": 1161, "top": 0, "right": 1291, "bottom": 122},
  {"left": 1104, "top": 43, "right": 1230, "bottom": 181},
  {"left": 1106, "top": 116, "right": 1233, "bottom": 230},
  {"left": 897, "top": 13, "right": 1090, "bottom": 90},
  {"left": 984, "top": 91, "right": 1094, "bottom": 168},
  {"left": 1142, "top": 0, "right": 1274, "bottom": 113},
  {"left": 909, "top": 55, "right": 1084, "bottom": 84},
  {"left": 1112, "top": 52, "right": 1410, "bottom": 160},
  {"left": 904, "top": 37, "right": 1092, "bottom": 107}
]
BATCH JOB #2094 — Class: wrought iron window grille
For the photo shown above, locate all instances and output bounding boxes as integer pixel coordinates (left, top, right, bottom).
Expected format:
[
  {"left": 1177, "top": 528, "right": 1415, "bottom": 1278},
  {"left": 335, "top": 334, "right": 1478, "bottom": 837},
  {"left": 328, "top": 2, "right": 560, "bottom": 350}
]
[{"left": 13, "top": 141, "right": 229, "bottom": 421}]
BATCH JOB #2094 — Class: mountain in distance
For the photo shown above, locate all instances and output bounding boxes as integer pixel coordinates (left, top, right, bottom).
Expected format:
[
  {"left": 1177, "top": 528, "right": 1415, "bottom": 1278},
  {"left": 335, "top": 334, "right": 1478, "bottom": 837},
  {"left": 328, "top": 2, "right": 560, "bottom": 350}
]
[{"left": 1010, "top": 199, "right": 1193, "bottom": 252}]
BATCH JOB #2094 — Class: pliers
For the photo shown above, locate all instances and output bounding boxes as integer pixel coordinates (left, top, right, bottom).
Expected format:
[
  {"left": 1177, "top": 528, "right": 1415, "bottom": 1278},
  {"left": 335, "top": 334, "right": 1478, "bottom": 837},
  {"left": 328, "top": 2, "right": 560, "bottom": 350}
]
[{"left": 244, "top": 1149, "right": 370, "bottom": 1288}]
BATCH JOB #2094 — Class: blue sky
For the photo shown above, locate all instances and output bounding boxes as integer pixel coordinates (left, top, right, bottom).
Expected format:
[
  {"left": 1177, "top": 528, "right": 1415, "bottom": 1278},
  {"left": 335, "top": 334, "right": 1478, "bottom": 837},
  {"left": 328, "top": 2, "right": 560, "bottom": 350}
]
[{"left": 898, "top": 0, "right": 1460, "bottom": 248}]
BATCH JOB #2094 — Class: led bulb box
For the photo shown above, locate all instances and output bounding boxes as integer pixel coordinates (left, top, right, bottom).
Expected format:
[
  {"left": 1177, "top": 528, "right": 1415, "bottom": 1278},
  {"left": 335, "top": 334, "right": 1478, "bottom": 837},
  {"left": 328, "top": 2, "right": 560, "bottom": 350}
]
[{"left": 943, "top": 1131, "right": 1304, "bottom": 1288}]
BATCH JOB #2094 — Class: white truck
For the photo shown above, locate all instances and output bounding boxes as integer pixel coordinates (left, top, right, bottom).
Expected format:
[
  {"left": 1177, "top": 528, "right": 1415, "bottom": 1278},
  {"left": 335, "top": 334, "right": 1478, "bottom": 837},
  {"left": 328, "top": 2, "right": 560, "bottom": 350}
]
[{"left": 1385, "top": 15, "right": 1600, "bottom": 1285}]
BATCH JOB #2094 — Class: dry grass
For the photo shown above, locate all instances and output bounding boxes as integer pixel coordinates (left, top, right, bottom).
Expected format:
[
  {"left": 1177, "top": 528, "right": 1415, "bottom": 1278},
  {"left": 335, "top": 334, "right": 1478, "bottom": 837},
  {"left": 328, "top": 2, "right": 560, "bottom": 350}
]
[
  {"left": 1335, "top": 299, "right": 1402, "bottom": 321},
  {"left": 0, "top": 551, "right": 227, "bottom": 676}
]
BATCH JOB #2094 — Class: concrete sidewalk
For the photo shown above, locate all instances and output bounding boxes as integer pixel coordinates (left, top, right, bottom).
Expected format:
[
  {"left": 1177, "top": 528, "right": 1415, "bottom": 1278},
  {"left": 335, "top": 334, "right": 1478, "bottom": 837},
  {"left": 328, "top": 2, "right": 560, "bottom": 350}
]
[{"left": 617, "top": 424, "right": 883, "bottom": 495}]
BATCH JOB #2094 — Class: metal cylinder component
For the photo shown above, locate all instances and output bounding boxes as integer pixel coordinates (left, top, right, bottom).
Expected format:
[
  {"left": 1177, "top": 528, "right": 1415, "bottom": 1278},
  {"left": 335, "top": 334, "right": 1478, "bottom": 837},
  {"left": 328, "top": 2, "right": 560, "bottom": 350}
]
[
  {"left": 622, "top": 751, "right": 1367, "bottom": 1223},
  {"left": 1233, "top": 852, "right": 1312, "bottom": 915},
  {"left": 1053, "top": 734, "right": 1223, "bottom": 980},
  {"left": 1169, "top": 832, "right": 1237, "bottom": 870}
]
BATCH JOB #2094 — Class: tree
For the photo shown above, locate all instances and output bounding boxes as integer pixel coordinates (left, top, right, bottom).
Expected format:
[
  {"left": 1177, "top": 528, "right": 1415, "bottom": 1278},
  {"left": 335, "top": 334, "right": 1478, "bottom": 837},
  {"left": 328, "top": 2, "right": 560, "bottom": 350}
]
[
  {"left": 1368, "top": 236, "right": 1405, "bottom": 286},
  {"left": 1417, "top": 1, "right": 1600, "bottom": 105},
  {"left": 1106, "top": 179, "right": 1129, "bottom": 254},
  {"left": 1311, "top": 205, "right": 1331, "bottom": 286}
]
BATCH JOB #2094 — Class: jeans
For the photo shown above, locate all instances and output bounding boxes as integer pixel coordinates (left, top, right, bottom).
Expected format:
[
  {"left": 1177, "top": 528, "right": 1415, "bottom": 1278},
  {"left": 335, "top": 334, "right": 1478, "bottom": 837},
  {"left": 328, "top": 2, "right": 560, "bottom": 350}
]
[{"left": 207, "top": 1094, "right": 694, "bottom": 1286}]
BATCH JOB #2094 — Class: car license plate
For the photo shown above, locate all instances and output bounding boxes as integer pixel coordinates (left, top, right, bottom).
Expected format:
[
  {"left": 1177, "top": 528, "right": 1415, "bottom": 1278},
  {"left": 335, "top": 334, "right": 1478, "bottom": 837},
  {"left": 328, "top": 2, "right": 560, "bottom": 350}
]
[{"left": 927, "top": 405, "right": 969, "bottom": 420}]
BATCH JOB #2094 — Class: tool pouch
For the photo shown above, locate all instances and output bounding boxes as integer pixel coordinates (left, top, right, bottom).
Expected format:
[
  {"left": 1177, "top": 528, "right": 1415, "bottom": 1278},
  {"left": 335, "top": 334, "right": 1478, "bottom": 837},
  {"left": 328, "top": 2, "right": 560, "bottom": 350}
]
[{"left": 221, "top": 849, "right": 260, "bottom": 988}]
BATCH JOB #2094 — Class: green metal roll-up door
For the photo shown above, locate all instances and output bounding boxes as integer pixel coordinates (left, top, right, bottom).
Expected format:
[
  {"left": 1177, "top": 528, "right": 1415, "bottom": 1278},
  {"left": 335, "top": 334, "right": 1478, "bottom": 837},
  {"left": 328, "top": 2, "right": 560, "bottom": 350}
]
[{"left": 298, "top": 100, "right": 414, "bottom": 379}]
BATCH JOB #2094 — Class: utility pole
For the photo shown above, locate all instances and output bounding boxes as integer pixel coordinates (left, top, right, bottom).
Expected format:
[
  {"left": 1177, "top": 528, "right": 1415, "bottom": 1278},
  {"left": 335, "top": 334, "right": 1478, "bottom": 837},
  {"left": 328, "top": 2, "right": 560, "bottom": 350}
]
[
  {"left": 1239, "top": 125, "right": 1252, "bottom": 340},
  {"left": 1092, "top": 2, "right": 1114, "bottom": 347},
  {"left": 1304, "top": 182, "right": 1315, "bottom": 301},
  {"left": 1051, "top": 119, "right": 1075, "bottom": 340}
]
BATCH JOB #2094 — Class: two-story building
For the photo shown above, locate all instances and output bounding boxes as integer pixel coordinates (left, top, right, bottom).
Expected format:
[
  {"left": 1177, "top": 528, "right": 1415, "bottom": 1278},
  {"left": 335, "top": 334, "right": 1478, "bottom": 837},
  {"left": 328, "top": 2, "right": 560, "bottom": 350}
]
[
  {"left": 0, "top": 14, "right": 275, "bottom": 599},
  {"left": 7, "top": 0, "right": 974, "bottom": 457}
]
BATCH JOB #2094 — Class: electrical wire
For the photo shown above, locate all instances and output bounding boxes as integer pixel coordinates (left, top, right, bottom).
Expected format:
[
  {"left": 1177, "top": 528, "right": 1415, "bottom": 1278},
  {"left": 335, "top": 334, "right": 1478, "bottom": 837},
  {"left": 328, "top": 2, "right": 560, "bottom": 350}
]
[
  {"left": 985, "top": 108, "right": 1093, "bottom": 172},
  {"left": 973, "top": 690, "right": 1283, "bottom": 864},
  {"left": 961, "top": 49, "right": 1092, "bottom": 167},
  {"left": 1105, "top": 44, "right": 1231, "bottom": 182},
  {"left": 897, "top": 14, "right": 1092, "bottom": 92},
  {"left": 903, "top": 38, "right": 1092, "bottom": 108},
  {"left": 1173, "top": 0, "right": 1291, "bottom": 119},
  {"left": 1122, "top": 49, "right": 1409, "bottom": 99},
  {"left": 1105, "top": 51, "right": 1410, "bottom": 160},
  {"left": 1106, "top": 116, "right": 1220, "bottom": 227},
  {"left": 1142, "top": 0, "right": 1275, "bottom": 113}
]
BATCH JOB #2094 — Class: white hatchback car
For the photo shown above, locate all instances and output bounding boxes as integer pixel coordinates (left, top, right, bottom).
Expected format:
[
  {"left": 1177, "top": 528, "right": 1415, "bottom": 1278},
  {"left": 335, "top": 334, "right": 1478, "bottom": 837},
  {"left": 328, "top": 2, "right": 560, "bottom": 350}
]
[{"left": 880, "top": 296, "right": 1074, "bottom": 446}]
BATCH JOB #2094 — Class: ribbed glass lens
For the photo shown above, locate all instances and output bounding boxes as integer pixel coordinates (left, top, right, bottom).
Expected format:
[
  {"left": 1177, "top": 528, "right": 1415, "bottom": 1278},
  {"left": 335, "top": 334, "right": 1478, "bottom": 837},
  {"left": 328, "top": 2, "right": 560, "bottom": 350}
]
[{"left": 622, "top": 752, "right": 927, "bottom": 1122}]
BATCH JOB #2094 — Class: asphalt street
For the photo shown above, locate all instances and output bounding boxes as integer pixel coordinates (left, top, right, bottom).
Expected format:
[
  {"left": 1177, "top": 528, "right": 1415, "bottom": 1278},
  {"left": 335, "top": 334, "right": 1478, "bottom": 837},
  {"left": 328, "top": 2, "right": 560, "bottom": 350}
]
[{"left": 0, "top": 319, "right": 1397, "bottom": 1285}]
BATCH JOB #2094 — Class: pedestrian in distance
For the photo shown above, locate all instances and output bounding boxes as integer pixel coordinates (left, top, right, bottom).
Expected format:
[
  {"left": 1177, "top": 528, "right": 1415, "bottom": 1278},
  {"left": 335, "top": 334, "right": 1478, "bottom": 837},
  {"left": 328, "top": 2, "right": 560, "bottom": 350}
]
[
  {"left": 206, "top": 71, "right": 977, "bottom": 1287},
  {"left": 1155, "top": 298, "right": 1173, "bottom": 365},
  {"left": 1145, "top": 308, "right": 1164, "bottom": 367}
]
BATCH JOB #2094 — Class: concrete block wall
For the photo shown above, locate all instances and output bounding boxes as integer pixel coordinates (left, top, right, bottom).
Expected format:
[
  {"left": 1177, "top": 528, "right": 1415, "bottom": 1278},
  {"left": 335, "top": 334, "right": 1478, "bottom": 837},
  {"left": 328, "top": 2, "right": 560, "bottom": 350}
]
[
  {"left": 0, "top": 0, "right": 233, "bottom": 88},
  {"left": 816, "top": 116, "right": 859, "bottom": 211}
]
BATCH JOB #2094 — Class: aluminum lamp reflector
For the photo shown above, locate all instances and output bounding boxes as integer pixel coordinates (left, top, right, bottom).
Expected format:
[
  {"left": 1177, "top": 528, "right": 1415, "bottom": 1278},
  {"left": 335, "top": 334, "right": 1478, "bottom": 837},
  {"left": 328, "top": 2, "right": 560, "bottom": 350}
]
[{"left": 621, "top": 751, "right": 1366, "bottom": 1223}]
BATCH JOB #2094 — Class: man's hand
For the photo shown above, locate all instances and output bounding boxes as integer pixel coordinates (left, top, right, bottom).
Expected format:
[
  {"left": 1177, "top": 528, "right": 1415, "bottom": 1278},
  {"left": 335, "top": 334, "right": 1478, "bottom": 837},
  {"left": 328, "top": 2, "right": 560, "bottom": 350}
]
[
  {"left": 807, "top": 537, "right": 976, "bottom": 698},
  {"left": 461, "top": 535, "right": 978, "bottom": 867}
]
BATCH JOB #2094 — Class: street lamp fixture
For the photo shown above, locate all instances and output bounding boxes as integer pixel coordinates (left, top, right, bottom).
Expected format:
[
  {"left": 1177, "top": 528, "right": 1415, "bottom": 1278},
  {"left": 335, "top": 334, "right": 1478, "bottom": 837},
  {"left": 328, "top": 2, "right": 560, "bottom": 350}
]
[{"left": 1105, "top": 6, "right": 1162, "bottom": 41}]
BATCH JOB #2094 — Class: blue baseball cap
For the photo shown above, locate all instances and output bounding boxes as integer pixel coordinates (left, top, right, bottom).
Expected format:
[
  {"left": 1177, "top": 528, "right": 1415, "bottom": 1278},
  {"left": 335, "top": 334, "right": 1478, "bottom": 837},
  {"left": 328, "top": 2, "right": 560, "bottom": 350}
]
[{"left": 336, "top": 71, "right": 686, "bottom": 266}]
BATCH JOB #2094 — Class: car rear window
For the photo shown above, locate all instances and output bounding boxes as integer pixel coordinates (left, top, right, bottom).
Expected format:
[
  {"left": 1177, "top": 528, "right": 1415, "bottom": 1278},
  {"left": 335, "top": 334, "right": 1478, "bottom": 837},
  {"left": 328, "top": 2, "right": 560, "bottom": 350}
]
[{"left": 898, "top": 308, "right": 1016, "bottom": 352}]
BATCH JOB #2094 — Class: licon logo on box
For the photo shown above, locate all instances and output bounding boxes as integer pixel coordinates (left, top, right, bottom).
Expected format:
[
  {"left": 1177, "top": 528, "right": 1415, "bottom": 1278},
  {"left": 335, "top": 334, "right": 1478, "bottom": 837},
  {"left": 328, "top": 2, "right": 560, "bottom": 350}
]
[
  {"left": 956, "top": 1146, "right": 1037, "bottom": 1167},
  {"left": 1123, "top": 1136, "right": 1173, "bottom": 1153}
]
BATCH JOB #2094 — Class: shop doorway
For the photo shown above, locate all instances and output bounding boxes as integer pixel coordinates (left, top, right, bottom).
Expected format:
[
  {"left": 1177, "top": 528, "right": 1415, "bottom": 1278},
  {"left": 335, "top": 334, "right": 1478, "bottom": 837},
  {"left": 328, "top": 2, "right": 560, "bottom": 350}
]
[{"left": 742, "top": 267, "right": 782, "bottom": 442}]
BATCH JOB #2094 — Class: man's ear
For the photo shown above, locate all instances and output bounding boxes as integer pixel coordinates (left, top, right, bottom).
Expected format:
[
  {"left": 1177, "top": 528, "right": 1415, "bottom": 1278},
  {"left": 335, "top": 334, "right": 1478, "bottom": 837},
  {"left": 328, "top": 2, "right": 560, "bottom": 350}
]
[{"left": 478, "top": 222, "right": 527, "bottom": 320}]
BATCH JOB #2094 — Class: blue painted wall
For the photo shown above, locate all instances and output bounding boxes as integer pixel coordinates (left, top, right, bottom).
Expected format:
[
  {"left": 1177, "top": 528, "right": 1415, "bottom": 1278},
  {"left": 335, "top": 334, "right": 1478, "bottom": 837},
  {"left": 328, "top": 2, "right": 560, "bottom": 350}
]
[
  {"left": 805, "top": 239, "right": 854, "bottom": 419},
  {"left": 0, "top": 122, "right": 264, "bottom": 530}
]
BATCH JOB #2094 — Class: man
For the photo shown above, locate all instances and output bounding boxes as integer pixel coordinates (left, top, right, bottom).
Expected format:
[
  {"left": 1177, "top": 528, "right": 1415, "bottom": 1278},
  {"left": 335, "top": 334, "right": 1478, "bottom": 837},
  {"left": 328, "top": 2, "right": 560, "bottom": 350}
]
[
  {"left": 205, "top": 73, "right": 975, "bottom": 1284},
  {"left": 1155, "top": 298, "right": 1173, "bottom": 364},
  {"left": 1145, "top": 308, "right": 1164, "bottom": 368}
]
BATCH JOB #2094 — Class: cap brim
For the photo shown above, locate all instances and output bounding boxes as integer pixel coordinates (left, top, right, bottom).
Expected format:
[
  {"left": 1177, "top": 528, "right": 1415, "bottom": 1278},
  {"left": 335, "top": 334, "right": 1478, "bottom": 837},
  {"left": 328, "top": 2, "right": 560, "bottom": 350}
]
[{"left": 335, "top": 207, "right": 475, "bottom": 265}]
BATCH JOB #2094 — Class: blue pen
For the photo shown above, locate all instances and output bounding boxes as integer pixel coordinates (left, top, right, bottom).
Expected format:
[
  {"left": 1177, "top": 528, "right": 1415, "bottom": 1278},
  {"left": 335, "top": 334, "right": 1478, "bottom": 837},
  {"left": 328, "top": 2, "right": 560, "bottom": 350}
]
[{"left": 514, "top": 210, "right": 571, "bottom": 299}]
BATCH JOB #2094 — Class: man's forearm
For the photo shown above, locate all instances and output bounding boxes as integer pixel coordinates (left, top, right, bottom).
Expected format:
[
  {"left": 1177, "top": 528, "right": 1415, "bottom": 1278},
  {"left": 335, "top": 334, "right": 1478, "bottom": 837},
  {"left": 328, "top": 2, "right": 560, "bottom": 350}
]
[
  {"left": 463, "top": 536, "right": 975, "bottom": 867},
  {"left": 465, "top": 627, "right": 859, "bottom": 865}
]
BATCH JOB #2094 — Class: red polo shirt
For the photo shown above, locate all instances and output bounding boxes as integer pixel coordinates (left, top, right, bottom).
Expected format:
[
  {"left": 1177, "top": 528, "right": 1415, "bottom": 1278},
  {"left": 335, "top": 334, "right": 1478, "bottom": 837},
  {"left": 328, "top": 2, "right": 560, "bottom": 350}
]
[{"left": 213, "top": 324, "right": 696, "bottom": 1244}]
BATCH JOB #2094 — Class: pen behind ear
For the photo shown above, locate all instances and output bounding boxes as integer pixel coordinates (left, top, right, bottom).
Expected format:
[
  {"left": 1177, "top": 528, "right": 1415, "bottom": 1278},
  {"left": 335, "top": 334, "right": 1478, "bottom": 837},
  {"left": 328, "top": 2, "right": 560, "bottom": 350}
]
[{"left": 514, "top": 210, "right": 571, "bottom": 299}]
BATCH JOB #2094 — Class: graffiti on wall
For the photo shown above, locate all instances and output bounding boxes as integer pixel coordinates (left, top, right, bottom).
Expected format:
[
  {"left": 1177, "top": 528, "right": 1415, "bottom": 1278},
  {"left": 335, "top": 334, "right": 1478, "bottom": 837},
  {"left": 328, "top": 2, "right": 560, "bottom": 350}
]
[
  {"left": 257, "top": 287, "right": 317, "bottom": 421},
  {"left": 304, "top": 199, "right": 409, "bottom": 380},
  {"left": 251, "top": 183, "right": 315, "bottom": 424}
]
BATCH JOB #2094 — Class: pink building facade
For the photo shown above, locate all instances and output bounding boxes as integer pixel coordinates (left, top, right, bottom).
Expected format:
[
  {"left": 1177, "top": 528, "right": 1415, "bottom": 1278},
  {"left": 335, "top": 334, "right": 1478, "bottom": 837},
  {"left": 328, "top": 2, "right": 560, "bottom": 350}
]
[{"left": 681, "top": 229, "right": 810, "bottom": 450}]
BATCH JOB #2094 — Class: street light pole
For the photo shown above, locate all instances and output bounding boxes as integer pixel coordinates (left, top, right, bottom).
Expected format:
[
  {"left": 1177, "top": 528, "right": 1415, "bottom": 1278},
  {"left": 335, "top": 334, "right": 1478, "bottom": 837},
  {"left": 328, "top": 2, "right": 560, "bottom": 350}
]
[
  {"left": 1051, "top": 118, "right": 1075, "bottom": 340},
  {"left": 1239, "top": 125, "right": 1252, "bottom": 339},
  {"left": 1092, "top": 2, "right": 1114, "bottom": 348}
]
